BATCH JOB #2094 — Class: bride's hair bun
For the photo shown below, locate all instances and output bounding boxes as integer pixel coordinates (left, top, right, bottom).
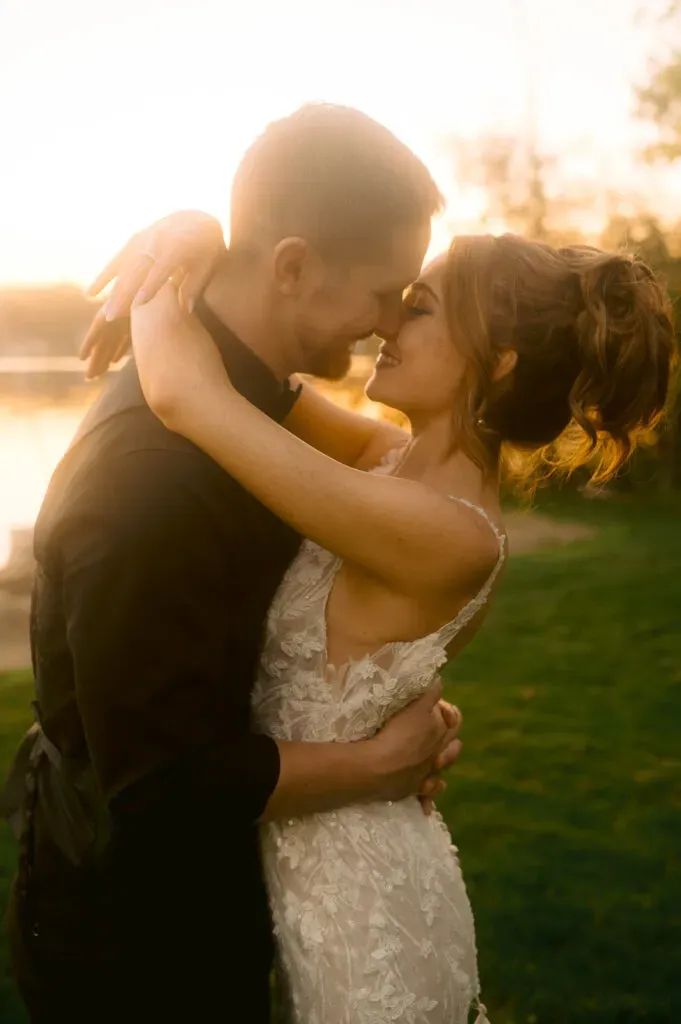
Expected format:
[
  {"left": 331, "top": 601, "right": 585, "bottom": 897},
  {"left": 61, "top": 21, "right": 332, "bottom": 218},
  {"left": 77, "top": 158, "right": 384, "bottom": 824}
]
[
  {"left": 568, "top": 249, "right": 673, "bottom": 471},
  {"left": 443, "top": 235, "right": 677, "bottom": 487}
]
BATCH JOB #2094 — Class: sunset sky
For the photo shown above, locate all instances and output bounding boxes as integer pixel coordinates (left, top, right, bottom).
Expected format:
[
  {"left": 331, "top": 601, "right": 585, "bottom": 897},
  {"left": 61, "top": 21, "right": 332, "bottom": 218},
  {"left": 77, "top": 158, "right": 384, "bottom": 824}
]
[{"left": 1, "top": 0, "right": 680, "bottom": 285}]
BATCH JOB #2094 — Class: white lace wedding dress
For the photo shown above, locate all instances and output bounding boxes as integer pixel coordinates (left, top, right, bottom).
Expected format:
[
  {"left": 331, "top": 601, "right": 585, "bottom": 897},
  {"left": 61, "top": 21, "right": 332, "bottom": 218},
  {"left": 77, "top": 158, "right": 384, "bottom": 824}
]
[{"left": 253, "top": 449, "right": 506, "bottom": 1024}]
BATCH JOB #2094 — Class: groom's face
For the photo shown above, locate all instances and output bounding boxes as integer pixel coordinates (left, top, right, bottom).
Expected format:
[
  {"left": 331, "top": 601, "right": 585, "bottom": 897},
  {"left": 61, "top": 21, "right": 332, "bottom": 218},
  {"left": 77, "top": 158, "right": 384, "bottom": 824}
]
[{"left": 292, "top": 221, "right": 430, "bottom": 380}]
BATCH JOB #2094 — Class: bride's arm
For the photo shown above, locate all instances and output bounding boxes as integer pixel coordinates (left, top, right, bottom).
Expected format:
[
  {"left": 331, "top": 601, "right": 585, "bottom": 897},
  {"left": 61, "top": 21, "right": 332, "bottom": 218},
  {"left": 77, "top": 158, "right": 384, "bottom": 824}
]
[
  {"left": 131, "top": 287, "right": 496, "bottom": 596},
  {"left": 285, "top": 377, "right": 409, "bottom": 470},
  {"left": 80, "top": 208, "right": 407, "bottom": 469}
]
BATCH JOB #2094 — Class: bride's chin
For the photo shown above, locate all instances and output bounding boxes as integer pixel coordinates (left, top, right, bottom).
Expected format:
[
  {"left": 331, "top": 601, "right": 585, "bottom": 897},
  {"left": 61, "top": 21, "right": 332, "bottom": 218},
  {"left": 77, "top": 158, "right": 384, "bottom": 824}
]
[
  {"left": 364, "top": 376, "right": 383, "bottom": 403},
  {"left": 365, "top": 375, "right": 402, "bottom": 412}
]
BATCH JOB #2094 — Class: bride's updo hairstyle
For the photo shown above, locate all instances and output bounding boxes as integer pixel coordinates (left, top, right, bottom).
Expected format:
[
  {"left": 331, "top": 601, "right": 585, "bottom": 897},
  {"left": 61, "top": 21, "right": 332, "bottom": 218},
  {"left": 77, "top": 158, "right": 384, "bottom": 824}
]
[{"left": 444, "top": 234, "right": 677, "bottom": 487}]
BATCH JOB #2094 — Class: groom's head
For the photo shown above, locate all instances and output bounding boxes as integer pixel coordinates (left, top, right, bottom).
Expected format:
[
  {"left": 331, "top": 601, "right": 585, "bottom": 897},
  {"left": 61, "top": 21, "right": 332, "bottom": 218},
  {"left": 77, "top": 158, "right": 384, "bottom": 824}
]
[{"left": 228, "top": 104, "right": 442, "bottom": 378}]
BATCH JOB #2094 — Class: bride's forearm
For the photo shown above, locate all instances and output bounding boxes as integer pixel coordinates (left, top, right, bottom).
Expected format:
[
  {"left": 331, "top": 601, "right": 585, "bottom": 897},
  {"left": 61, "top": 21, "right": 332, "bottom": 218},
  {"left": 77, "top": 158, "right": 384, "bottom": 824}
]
[
  {"left": 160, "top": 384, "right": 449, "bottom": 592},
  {"left": 133, "top": 287, "right": 480, "bottom": 593},
  {"left": 285, "top": 376, "right": 409, "bottom": 469}
]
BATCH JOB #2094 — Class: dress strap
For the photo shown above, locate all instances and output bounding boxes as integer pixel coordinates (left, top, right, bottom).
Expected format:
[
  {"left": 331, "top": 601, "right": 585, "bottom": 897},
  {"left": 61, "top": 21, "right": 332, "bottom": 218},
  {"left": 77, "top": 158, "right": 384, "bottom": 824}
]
[
  {"left": 447, "top": 495, "right": 505, "bottom": 553},
  {"left": 435, "top": 496, "right": 507, "bottom": 648}
]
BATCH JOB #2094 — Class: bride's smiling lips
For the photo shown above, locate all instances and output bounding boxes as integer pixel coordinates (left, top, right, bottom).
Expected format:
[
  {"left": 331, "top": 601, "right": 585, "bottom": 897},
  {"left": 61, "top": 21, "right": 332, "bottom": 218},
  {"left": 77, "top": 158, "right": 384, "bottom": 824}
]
[{"left": 375, "top": 343, "right": 401, "bottom": 370}]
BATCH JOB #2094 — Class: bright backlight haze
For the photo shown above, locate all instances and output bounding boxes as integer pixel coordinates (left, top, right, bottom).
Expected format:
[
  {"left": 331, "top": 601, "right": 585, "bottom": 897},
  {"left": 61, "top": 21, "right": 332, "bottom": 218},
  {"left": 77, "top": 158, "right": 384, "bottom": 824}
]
[{"left": 1, "top": 0, "right": 680, "bottom": 285}]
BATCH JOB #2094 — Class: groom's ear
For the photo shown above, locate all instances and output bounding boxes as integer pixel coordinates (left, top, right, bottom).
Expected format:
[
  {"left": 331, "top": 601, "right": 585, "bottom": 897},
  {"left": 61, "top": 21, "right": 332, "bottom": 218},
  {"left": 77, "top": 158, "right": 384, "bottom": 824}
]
[{"left": 272, "top": 237, "right": 317, "bottom": 296}]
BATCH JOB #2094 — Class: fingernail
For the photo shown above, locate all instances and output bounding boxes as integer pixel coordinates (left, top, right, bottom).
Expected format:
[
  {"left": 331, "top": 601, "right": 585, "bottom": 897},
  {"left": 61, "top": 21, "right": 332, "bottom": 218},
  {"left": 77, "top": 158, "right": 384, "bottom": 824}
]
[
  {"left": 131, "top": 290, "right": 147, "bottom": 308},
  {"left": 187, "top": 297, "right": 195, "bottom": 315},
  {"left": 103, "top": 300, "right": 117, "bottom": 322}
]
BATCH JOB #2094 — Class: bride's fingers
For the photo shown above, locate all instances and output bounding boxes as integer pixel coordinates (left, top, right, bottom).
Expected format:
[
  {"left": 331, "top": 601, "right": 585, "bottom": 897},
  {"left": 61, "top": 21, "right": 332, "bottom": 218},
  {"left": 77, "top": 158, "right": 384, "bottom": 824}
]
[
  {"left": 82, "top": 318, "right": 129, "bottom": 379},
  {"left": 103, "top": 254, "right": 171, "bottom": 321},
  {"left": 79, "top": 306, "right": 109, "bottom": 360},
  {"left": 88, "top": 323, "right": 130, "bottom": 378},
  {"left": 130, "top": 253, "right": 185, "bottom": 309},
  {"left": 86, "top": 339, "right": 117, "bottom": 379},
  {"left": 178, "top": 259, "right": 215, "bottom": 314},
  {"left": 85, "top": 239, "right": 134, "bottom": 297},
  {"left": 112, "top": 329, "right": 132, "bottom": 364}
]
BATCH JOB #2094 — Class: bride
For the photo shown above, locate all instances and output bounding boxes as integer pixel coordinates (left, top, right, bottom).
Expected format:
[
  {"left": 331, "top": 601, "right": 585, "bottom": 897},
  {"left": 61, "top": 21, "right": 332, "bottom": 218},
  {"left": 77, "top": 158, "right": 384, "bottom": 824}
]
[{"left": 87, "top": 227, "right": 674, "bottom": 1023}]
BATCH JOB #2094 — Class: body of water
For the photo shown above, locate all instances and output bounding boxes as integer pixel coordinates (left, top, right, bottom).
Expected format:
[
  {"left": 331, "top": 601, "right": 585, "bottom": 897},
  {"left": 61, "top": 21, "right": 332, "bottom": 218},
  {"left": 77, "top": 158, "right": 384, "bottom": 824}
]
[
  {"left": 0, "top": 355, "right": 381, "bottom": 569},
  {"left": 0, "top": 395, "right": 97, "bottom": 568}
]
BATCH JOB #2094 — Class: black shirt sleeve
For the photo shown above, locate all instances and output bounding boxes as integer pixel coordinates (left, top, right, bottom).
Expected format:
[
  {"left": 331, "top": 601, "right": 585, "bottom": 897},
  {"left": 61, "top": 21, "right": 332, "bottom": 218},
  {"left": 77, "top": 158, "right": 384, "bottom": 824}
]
[{"left": 57, "top": 446, "right": 280, "bottom": 824}]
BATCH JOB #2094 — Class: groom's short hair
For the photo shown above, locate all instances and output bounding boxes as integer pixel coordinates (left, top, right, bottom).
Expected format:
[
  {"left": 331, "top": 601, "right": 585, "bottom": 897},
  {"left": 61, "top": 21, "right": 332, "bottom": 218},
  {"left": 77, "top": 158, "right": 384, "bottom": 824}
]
[{"left": 229, "top": 104, "right": 443, "bottom": 260}]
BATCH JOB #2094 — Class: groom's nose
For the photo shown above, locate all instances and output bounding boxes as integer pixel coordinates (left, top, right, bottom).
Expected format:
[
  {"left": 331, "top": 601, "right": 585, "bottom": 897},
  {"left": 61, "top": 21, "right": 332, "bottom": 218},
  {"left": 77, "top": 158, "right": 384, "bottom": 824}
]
[{"left": 374, "top": 295, "right": 406, "bottom": 343}]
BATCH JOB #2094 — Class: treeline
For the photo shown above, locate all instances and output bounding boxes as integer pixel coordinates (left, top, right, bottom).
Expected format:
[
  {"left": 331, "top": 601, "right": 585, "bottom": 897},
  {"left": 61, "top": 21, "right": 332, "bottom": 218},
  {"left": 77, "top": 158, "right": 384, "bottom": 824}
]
[{"left": 0, "top": 286, "right": 99, "bottom": 358}]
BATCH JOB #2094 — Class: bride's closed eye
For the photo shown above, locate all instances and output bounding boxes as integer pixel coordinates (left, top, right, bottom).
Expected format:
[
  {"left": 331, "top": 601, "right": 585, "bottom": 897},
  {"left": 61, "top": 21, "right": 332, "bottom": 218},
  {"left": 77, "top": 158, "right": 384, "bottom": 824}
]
[
  {"left": 403, "top": 286, "right": 432, "bottom": 317},
  {"left": 403, "top": 299, "right": 430, "bottom": 317}
]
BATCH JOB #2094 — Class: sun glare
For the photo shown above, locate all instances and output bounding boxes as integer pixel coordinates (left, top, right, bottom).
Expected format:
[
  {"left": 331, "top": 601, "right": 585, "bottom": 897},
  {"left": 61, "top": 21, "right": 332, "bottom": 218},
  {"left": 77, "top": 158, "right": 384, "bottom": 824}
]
[{"left": 1, "top": 0, "right": 678, "bottom": 286}]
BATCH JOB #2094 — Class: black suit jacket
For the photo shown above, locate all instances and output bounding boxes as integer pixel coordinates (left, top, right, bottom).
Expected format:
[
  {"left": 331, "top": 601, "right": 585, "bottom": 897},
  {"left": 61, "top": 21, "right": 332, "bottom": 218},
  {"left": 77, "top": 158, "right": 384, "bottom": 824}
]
[{"left": 7, "top": 300, "right": 301, "bottom": 1022}]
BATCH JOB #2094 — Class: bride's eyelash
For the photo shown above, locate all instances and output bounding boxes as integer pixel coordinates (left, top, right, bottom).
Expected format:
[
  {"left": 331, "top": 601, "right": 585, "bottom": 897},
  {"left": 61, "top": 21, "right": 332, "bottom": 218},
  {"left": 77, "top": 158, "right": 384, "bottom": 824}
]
[{"left": 403, "top": 287, "right": 430, "bottom": 317}]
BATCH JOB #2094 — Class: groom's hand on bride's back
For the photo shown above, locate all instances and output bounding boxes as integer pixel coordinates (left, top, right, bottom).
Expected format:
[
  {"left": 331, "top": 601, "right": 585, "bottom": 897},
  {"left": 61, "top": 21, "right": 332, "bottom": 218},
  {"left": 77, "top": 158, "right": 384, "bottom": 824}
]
[
  {"left": 372, "top": 680, "right": 462, "bottom": 811},
  {"left": 418, "top": 698, "right": 462, "bottom": 816}
]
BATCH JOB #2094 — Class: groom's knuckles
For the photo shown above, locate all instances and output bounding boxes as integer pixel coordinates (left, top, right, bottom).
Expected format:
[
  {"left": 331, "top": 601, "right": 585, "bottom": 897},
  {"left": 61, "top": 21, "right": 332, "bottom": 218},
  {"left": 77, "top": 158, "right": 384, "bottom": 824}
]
[
  {"left": 438, "top": 700, "right": 462, "bottom": 732},
  {"left": 430, "top": 677, "right": 444, "bottom": 703},
  {"left": 441, "top": 726, "right": 459, "bottom": 753},
  {"left": 436, "top": 738, "right": 463, "bottom": 772},
  {"left": 421, "top": 777, "right": 446, "bottom": 800}
]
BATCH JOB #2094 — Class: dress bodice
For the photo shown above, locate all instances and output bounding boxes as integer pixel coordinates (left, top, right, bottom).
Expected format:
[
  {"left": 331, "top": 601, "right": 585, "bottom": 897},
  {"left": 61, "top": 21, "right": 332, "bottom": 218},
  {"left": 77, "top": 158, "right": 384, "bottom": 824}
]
[{"left": 253, "top": 447, "right": 506, "bottom": 744}]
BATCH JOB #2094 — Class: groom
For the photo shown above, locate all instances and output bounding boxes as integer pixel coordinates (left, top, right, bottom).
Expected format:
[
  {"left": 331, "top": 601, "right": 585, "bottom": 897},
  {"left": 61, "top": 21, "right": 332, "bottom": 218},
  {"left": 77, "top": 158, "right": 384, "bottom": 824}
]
[{"left": 5, "top": 105, "right": 460, "bottom": 1023}]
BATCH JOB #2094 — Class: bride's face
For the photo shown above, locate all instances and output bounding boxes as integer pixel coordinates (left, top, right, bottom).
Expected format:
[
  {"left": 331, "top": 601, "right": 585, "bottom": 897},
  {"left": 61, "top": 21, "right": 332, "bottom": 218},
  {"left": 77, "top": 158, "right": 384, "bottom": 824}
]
[
  {"left": 290, "top": 221, "right": 430, "bottom": 381},
  {"left": 365, "top": 254, "right": 466, "bottom": 418}
]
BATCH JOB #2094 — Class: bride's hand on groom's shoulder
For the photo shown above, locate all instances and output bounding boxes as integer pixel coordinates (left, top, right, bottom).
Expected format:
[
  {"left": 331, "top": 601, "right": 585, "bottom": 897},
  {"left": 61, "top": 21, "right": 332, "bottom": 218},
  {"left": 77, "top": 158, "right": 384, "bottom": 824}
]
[
  {"left": 130, "top": 283, "right": 230, "bottom": 431},
  {"left": 79, "top": 210, "right": 226, "bottom": 379},
  {"left": 372, "top": 681, "right": 463, "bottom": 812}
]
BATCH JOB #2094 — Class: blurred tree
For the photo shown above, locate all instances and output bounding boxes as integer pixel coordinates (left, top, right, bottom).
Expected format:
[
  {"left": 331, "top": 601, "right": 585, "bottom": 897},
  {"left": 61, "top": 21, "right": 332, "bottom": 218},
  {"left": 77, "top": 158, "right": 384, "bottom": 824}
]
[
  {"left": 443, "top": 134, "right": 550, "bottom": 240},
  {"left": 635, "top": 2, "right": 681, "bottom": 488},
  {"left": 0, "top": 285, "right": 96, "bottom": 356},
  {"left": 638, "top": 1, "right": 681, "bottom": 162},
  {"left": 601, "top": 213, "right": 671, "bottom": 267}
]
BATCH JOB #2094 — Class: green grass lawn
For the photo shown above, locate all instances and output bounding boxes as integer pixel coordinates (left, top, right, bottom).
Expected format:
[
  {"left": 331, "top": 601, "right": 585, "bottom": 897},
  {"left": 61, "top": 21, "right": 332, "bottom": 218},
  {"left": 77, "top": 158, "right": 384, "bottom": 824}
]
[
  {"left": 1, "top": 492, "right": 680, "bottom": 1023},
  {"left": 0, "top": 671, "right": 32, "bottom": 1024},
  {"left": 440, "top": 491, "right": 681, "bottom": 1024}
]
